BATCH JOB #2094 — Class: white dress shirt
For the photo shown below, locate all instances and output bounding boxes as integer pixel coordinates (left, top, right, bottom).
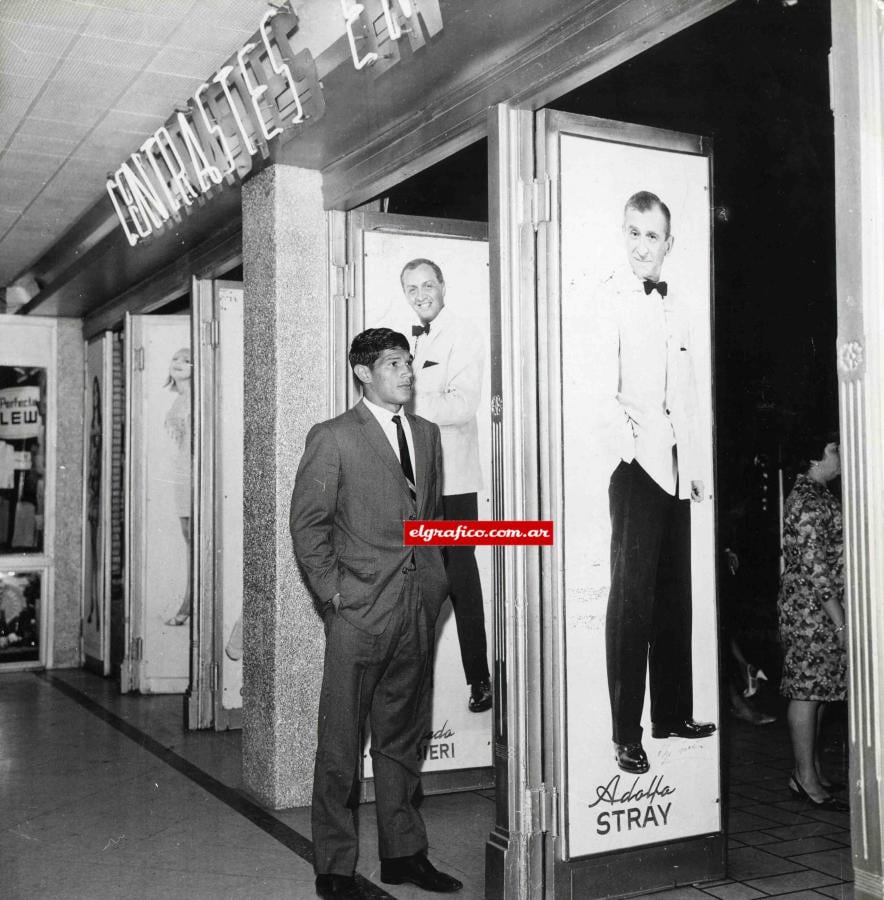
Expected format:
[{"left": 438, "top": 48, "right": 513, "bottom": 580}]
[
  {"left": 361, "top": 396, "right": 416, "bottom": 484},
  {"left": 408, "top": 306, "right": 484, "bottom": 495}
]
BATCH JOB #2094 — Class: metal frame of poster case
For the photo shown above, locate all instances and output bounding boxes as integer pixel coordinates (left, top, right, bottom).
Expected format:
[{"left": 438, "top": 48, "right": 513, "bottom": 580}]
[
  {"left": 344, "top": 210, "right": 498, "bottom": 799},
  {"left": 534, "top": 110, "right": 725, "bottom": 897},
  {"left": 190, "top": 276, "right": 246, "bottom": 731},
  {"left": 0, "top": 316, "right": 57, "bottom": 670}
]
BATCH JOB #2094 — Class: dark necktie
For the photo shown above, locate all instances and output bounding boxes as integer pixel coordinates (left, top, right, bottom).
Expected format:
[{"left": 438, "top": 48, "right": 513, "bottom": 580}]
[
  {"left": 412, "top": 323, "right": 430, "bottom": 337},
  {"left": 392, "top": 414, "right": 416, "bottom": 501},
  {"left": 643, "top": 280, "right": 668, "bottom": 298}
]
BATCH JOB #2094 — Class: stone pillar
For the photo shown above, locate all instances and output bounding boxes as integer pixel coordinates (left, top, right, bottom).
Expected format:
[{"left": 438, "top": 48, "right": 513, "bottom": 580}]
[{"left": 241, "top": 164, "right": 328, "bottom": 808}]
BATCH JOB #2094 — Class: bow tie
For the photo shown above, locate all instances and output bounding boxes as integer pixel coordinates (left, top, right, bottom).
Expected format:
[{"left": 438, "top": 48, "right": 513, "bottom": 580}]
[
  {"left": 643, "top": 280, "right": 668, "bottom": 298},
  {"left": 412, "top": 323, "right": 430, "bottom": 337}
]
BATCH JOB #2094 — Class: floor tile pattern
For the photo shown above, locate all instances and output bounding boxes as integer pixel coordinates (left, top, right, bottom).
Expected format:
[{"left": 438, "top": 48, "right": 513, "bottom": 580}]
[{"left": 0, "top": 671, "right": 854, "bottom": 898}]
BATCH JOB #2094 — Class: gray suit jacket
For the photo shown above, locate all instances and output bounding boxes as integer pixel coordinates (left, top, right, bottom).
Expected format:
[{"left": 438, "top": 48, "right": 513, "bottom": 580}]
[{"left": 290, "top": 400, "right": 449, "bottom": 634}]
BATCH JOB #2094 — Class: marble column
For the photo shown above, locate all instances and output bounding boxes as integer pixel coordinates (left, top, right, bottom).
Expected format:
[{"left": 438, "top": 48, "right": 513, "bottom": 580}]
[{"left": 241, "top": 164, "right": 329, "bottom": 808}]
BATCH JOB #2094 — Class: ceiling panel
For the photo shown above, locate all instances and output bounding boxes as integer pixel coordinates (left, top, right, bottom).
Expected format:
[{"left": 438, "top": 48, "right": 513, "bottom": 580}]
[
  {"left": 79, "top": 7, "right": 183, "bottom": 44},
  {"left": 0, "top": 2, "right": 92, "bottom": 34},
  {"left": 4, "top": 132, "right": 78, "bottom": 160},
  {"left": 145, "top": 43, "right": 228, "bottom": 79},
  {"left": 14, "top": 114, "right": 96, "bottom": 142},
  {"left": 67, "top": 33, "right": 163, "bottom": 70},
  {"left": 0, "top": 0, "right": 343, "bottom": 293}
]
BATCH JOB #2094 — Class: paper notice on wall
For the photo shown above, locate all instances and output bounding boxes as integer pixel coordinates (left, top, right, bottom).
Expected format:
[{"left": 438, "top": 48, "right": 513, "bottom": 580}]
[{"left": 0, "top": 387, "right": 42, "bottom": 440}]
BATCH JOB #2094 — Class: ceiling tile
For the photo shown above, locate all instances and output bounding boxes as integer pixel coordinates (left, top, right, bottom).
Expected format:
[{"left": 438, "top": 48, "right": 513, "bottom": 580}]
[
  {"left": 15, "top": 115, "right": 95, "bottom": 142},
  {"left": 0, "top": 95, "right": 35, "bottom": 120},
  {"left": 44, "top": 71, "right": 130, "bottom": 107},
  {"left": 113, "top": 71, "right": 202, "bottom": 116},
  {"left": 6, "top": 132, "right": 79, "bottom": 159},
  {"left": 183, "top": 0, "right": 269, "bottom": 35},
  {"left": 0, "top": 71, "right": 44, "bottom": 101},
  {"left": 98, "top": 108, "right": 167, "bottom": 136},
  {"left": 26, "top": 91, "right": 106, "bottom": 127},
  {"left": 0, "top": 2, "right": 92, "bottom": 34},
  {"left": 0, "top": 21, "right": 74, "bottom": 67},
  {"left": 0, "top": 176, "right": 50, "bottom": 204},
  {"left": 75, "top": 129, "right": 145, "bottom": 162},
  {"left": 51, "top": 54, "right": 142, "bottom": 87},
  {"left": 67, "top": 33, "right": 163, "bottom": 71},
  {"left": 144, "top": 43, "right": 227, "bottom": 79},
  {"left": 80, "top": 8, "right": 183, "bottom": 44},
  {"left": 0, "top": 150, "right": 61, "bottom": 179}
]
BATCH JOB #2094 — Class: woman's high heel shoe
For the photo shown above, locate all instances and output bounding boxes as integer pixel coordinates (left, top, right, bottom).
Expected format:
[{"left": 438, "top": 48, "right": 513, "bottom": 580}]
[
  {"left": 743, "top": 665, "right": 769, "bottom": 698},
  {"left": 788, "top": 773, "right": 849, "bottom": 811}
]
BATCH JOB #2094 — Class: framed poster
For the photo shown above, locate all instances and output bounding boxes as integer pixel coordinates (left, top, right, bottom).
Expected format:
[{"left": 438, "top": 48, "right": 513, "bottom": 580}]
[
  {"left": 537, "top": 111, "right": 720, "bottom": 859},
  {"left": 0, "top": 366, "right": 46, "bottom": 554},
  {"left": 348, "top": 212, "right": 494, "bottom": 788},
  {"left": 0, "top": 569, "right": 43, "bottom": 666},
  {"left": 123, "top": 314, "right": 192, "bottom": 694},
  {"left": 82, "top": 334, "right": 113, "bottom": 673}
]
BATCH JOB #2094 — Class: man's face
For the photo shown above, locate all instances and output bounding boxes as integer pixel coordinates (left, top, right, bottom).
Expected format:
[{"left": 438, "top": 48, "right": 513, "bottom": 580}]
[
  {"left": 357, "top": 347, "right": 414, "bottom": 411},
  {"left": 402, "top": 264, "right": 445, "bottom": 324},
  {"left": 623, "top": 205, "right": 673, "bottom": 283}
]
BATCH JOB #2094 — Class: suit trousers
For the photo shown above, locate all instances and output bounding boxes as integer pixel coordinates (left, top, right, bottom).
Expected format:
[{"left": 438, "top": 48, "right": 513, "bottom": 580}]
[
  {"left": 605, "top": 460, "right": 694, "bottom": 745},
  {"left": 442, "top": 492, "right": 490, "bottom": 686},
  {"left": 312, "top": 570, "right": 435, "bottom": 875}
]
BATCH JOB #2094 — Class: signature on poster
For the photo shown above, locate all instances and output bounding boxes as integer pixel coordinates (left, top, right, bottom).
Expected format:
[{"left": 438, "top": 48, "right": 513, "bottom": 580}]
[
  {"left": 417, "top": 720, "right": 456, "bottom": 762},
  {"left": 587, "top": 773, "right": 676, "bottom": 835}
]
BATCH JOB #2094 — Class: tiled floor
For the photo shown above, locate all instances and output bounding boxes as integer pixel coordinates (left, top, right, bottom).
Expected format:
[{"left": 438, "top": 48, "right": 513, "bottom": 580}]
[{"left": 0, "top": 669, "right": 853, "bottom": 899}]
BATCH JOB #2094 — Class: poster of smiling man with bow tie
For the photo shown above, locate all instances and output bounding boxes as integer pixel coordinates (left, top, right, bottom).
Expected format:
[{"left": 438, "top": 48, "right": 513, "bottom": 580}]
[
  {"left": 355, "top": 219, "right": 493, "bottom": 789},
  {"left": 551, "top": 124, "right": 719, "bottom": 856}
]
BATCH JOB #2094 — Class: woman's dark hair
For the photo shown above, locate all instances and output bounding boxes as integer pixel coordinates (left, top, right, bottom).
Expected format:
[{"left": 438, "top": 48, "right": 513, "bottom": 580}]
[
  {"left": 348, "top": 328, "right": 410, "bottom": 370},
  {"left": 783, "top": 428, "right": 840, "bottom": 478}
]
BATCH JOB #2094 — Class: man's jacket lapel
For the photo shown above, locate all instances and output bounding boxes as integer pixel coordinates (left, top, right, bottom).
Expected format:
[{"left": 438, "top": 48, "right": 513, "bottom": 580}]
[{"left": 354, "top": 401, "right": 415, "bottom": 502}]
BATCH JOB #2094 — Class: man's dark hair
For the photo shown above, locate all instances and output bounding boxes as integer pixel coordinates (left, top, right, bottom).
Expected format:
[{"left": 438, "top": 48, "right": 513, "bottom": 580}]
[
  {"left": 348, "top": 328, "right": 410, "bottom": 370},
  {"left": 624, "top": 191, "right": 672, "bottom": 237},
  {"left": 400, "top": 258, "right": 444, "bottom": 288}
]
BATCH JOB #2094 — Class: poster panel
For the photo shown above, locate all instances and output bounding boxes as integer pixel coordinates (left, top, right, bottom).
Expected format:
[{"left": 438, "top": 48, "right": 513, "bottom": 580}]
[
  {"left": 555, "top": 128, "right": 719, "bottom": 856},
  {"left": 217, "top": 285, "right": 244, "bottom": 714},
  {"left": 82, "top": 336, "right": 112, "bottom": 670},
  {"left": 0, "top": 369, "right": 46, "bottom": 554},
  {"left": 128, "top": 316, "right": 192, "bottom": 693},
  {"left": 360, "top": 225, "right": 493, "bottom": 776},
  {"left": 0, "top": 569, "right": 41, "bottom": 665}
]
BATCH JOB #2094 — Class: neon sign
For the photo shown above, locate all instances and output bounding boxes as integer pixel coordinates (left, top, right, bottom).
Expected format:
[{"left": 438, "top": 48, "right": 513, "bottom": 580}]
[
  {"left": 107, "top": 0, "right": 443, "bottom": 246},
  {"left": 106, "top": 6, "right": 324, "bottom": 247}
]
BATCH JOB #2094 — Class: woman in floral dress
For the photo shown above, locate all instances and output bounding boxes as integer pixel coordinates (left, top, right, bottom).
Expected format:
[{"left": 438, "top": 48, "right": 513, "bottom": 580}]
[{"left": 779, "top": 436, "right": 847, "bottom": 811}]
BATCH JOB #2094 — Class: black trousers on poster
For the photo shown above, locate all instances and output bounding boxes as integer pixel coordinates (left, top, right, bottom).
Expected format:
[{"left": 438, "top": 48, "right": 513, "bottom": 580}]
[
  {"left": 442, "top": 492, "right": 490, "bottom": 686},
  {"left": 605, "top": 460, "right": 694, "bottom": 745}
]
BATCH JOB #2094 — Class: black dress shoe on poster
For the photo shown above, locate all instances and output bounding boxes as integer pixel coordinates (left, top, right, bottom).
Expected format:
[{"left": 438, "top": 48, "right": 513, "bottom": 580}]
[
  {"left": 614, "top": 742, "right": 650, "bottom": 773},
  {"left": 651, "top": 718, "right": 716, "bottom": 739},
  {"left": 315, "top": 873, "right": 364, "bottom": 898},
  {"left": 468, "top": 679, "right": 492, "bottom": 713},
  {"left": 380, "top": 852, "right": 463, "bottom": 892}
]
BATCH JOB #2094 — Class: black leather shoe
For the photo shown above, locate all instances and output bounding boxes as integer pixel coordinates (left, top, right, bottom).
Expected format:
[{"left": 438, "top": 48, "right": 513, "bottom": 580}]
[
  {"left": 652, "top": 718, "right": 716, "bottom": 739},
  {"left": 614, "top": 742, "right": 650, "bottom": 773},
  {"left": 315, "top": 874, "right": 363, "bottom": 898},
  {"left": 380, "top": 853, "right": 463, "bottom": 892},
  {"left": 468, "top": 679, "right": 492, "bottom": 713}
]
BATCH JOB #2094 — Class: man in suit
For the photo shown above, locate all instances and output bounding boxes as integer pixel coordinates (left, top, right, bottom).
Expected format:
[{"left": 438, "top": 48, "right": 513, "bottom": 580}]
[
  {"left": 593, "top": 191, "right": 715, "bottom": 776},
  {"left": 401, "top": 258, "right": 492, "bottom": 714},
  {"left": 291, "top": 328, "right": 463, "bottom": 898}
]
